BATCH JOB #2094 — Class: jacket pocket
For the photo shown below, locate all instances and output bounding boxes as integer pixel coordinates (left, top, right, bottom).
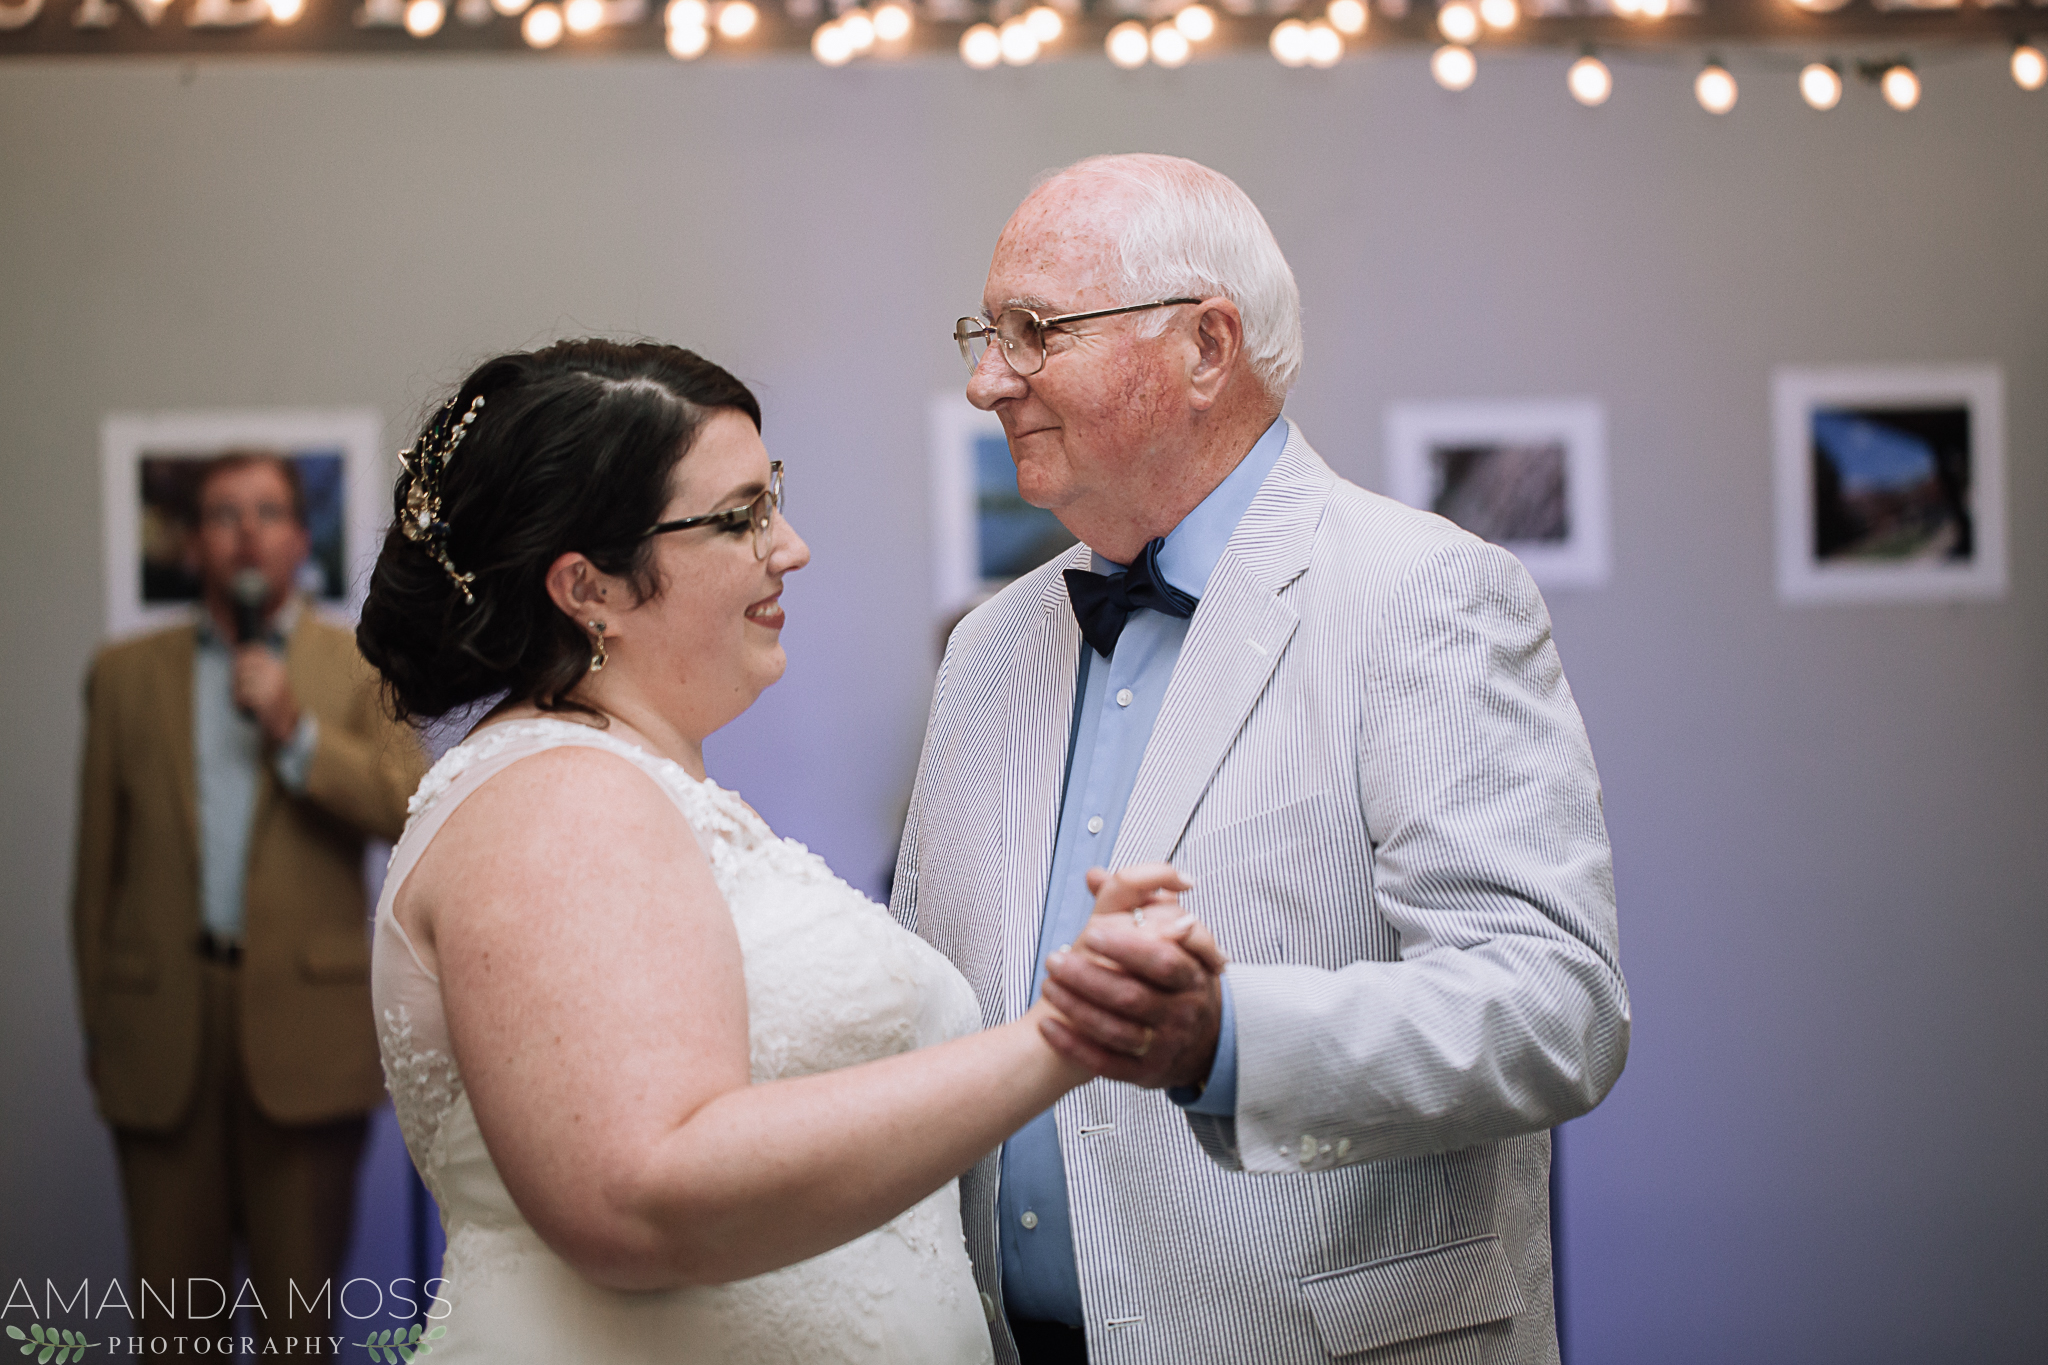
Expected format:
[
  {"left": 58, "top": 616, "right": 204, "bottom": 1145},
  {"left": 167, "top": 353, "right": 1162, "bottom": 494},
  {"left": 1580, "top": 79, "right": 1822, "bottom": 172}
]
[
  {"left": 298, "top": 931, "right": 371, "bottom": 983},
  {"left": 1298, "top": 1234, "right": 1527, "bottom": 1357},
  {"left": 104, "top": 950, "right": 158, "bottom": 991}
]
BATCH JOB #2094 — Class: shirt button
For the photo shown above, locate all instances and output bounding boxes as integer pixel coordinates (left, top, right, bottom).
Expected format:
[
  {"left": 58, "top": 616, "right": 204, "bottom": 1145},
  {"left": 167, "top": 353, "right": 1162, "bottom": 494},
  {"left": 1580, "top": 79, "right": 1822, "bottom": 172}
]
[
  {"left": 1086, "top": 816, "right": 1104, "bottom": 835},
  {"left": 1021, "top": 1211, "right": 1039, "bottom": 1230},
  {"left": 1116, "top": 688, "right": 1133, "bottom": 707}
]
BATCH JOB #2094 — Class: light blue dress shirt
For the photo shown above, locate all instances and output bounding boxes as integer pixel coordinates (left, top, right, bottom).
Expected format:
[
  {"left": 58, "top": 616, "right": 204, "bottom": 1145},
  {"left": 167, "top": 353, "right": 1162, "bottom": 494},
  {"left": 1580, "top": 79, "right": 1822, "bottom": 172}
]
[
  {"left": 194, "top": 603, "right": 320, "bottom": 941},
  {"left": 997, "top": 417, "right": 1288, "bottom": 1327}
]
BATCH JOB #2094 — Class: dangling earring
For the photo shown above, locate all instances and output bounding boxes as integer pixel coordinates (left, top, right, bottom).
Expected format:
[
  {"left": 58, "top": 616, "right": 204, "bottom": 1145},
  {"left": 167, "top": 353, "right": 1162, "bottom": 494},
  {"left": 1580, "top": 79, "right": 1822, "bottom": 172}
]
[{"left": 587, "top": 620, "right": 608, "bottom": 673}]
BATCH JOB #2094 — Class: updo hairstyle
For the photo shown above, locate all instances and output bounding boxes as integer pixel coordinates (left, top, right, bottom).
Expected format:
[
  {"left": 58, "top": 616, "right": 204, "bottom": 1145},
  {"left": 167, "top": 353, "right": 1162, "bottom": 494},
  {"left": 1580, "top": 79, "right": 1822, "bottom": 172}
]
[{"left": 357, "top": 338, "right": 761, "bottom": 724}]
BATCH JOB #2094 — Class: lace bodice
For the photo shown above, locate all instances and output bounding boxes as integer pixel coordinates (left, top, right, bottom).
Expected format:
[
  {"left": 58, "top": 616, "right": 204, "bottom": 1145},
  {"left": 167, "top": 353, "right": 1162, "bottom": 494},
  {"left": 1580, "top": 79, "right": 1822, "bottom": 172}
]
[{"left": 370, "top": 719, "right": 991, "bottom": 1364}]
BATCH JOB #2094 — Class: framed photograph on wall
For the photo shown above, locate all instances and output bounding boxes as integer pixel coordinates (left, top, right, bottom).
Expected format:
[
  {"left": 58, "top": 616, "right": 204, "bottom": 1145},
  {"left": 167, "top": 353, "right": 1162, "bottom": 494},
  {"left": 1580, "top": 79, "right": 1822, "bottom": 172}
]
[
  {"left": 100, "top": 409, "right": 387, "bottom": 638},
  {"left": 1771, "top": 365, "right": 2006, "bottom": 604},
  {"left": 928, "top": 394, "right": 1077, "bottom": 616},
  {"left": 1383, "top": 399, "right": 1610, "bottom": 589}
]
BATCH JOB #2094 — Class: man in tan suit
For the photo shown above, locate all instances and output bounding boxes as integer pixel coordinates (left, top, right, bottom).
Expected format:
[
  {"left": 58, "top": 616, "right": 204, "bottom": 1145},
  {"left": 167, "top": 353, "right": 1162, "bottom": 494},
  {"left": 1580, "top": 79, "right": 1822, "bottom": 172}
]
[{"left": 73, "top": 453, "right": 426, "bottom": 1345}]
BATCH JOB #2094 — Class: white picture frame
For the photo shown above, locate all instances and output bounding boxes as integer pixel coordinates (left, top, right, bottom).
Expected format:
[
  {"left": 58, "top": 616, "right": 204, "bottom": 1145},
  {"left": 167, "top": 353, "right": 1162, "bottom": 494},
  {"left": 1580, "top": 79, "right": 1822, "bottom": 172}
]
[
  {"left": 101, "top": 408, "right": 387, "bottom": 638},
  {"left": 1383, "top": 399, "right": 1611, "bottom": 589},
  {"left": 928, "top": 393, "right": 1077, "bottom": 616},
  {"left": 1770, "top": 365, "right": 2006, "bottom": 605}
]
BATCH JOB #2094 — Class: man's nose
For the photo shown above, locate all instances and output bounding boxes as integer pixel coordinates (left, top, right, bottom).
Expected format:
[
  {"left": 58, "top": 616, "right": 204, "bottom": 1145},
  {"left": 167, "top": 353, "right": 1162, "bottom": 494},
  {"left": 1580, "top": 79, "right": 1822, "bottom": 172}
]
[{"left": 965, "top": 340, "right": 1026, "bottom": 412}]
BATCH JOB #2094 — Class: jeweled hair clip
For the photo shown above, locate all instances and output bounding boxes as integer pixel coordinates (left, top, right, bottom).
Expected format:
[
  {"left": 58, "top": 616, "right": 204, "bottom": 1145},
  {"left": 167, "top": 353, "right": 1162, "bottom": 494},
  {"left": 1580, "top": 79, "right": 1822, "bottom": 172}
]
[{"left": 398, "top": 393, "right": 485, "bottom": 605}]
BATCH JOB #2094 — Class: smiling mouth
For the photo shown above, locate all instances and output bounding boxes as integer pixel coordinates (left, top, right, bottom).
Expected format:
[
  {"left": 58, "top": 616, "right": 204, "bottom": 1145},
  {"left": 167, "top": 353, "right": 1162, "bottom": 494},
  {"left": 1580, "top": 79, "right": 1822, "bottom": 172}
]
[{"left": 745, "top": 595, "right": 785, "bottom": 629}]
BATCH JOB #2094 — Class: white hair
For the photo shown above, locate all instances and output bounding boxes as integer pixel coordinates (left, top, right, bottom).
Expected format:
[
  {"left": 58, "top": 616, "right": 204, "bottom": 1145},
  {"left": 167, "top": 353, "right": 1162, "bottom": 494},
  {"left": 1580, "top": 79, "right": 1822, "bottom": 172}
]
[{"left": 1040, "top": 153, "right": 1303, "bottom": 401}]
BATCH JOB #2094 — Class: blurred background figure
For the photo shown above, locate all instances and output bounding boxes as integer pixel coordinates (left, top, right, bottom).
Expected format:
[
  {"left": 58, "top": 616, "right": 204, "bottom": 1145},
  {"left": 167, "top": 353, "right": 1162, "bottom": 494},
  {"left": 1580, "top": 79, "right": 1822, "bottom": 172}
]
[{"left": 70, "top": 452, "right": 427, "bottom": 1348}]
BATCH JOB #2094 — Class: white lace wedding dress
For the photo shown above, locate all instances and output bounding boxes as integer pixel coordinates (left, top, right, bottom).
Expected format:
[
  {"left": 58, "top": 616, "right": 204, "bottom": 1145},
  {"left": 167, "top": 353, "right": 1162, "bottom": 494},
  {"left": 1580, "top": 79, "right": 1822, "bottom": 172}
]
[{"left": 371, "top": 719, "right": 995, "bottom": 1364}]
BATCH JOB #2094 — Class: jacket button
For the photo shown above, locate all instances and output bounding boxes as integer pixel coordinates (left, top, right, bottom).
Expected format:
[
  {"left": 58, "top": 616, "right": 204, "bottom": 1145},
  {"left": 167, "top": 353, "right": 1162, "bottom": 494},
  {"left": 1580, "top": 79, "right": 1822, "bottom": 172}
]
[{"left": 1020, "top": 1210, "right": 1040, "bottom": 1230}]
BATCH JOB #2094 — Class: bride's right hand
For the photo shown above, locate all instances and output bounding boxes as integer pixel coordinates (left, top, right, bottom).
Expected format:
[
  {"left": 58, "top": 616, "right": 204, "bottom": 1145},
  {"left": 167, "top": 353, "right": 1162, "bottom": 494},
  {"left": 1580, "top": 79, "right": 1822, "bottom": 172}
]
[{"left": 1083, "top": 862, "right": 1227, "bottom": 977}]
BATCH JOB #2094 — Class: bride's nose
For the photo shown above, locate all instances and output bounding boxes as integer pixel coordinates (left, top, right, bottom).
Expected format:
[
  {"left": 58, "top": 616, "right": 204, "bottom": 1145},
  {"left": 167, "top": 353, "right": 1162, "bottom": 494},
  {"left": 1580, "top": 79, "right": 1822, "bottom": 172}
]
[{"left": 767, "top": 510, "right": 810, "bottom": 575}]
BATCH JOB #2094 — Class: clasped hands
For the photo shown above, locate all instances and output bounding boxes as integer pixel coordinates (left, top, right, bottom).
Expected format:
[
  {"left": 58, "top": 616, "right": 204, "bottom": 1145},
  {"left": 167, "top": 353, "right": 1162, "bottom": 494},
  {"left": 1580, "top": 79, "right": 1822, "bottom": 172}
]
[{"left": 1034, "top": 862, "right": 1227, "bottom": 1091}]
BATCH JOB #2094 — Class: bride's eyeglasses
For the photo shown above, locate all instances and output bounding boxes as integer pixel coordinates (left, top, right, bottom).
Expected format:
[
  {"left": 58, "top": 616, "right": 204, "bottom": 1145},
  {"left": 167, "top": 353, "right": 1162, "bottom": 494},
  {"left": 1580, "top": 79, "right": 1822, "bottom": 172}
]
[{"left": 642, "top": 461, "right": 784, "bottom": 561}]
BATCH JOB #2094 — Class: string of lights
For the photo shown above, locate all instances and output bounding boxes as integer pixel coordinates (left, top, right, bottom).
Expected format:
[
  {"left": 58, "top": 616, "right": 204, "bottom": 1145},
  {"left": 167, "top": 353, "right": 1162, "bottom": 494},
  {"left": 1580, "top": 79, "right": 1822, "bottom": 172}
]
[{"left": 3, "top": 0, "right": 2043, "bottom": 105}]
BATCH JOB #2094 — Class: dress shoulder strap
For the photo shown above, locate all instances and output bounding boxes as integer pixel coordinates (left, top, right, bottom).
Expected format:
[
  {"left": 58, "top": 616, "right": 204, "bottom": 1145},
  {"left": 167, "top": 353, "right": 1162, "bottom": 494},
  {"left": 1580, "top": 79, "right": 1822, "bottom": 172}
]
[{"left": 375, "top": 719, "right": 749, "bottom": 981}]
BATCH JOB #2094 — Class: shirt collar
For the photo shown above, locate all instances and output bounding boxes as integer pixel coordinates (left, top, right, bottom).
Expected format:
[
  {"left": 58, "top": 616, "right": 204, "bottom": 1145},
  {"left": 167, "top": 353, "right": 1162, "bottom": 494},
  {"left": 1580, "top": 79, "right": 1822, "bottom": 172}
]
[
  {"left": 1092, "top": 415, "right": 1289, "bottom": 599},
  {"left": 195, "top": 592, "right": 303, "bottom": 650}
]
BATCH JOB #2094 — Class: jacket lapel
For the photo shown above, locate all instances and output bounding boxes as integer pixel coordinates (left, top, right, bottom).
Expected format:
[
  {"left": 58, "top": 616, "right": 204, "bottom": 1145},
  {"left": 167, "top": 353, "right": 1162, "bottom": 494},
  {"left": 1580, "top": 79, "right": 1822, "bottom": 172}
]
[
  {"left": 156, "top": 625, "right": 200, "bottom": 850},
  {"left": 1111, "top": 426, "right": 1332, "bottom": 867},
  {"left": 996, "top": 551, "right": 1086, "bottom": 1022}
]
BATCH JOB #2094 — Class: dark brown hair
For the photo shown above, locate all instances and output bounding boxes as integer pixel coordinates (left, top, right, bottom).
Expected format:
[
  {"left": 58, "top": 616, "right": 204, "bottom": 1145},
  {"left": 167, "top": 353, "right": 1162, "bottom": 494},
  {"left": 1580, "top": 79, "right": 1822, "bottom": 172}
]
[{"left": 356, "top": 339, "right": 761, "bottom": 723}]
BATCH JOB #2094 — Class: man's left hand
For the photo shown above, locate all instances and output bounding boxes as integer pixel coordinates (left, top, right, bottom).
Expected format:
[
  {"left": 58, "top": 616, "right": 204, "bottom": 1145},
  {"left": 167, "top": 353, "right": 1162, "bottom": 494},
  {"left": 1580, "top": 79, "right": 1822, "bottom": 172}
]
[
  {"left": 1039, "top": 909, "right": 1223, "bottom": 1090},
  {"left": 233, "top": 646, "right": 302, "bottom": 746}
]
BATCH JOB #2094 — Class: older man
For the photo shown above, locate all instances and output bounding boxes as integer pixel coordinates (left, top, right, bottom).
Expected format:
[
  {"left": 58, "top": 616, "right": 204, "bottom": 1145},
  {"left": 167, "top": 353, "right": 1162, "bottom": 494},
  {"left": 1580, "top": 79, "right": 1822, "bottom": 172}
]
[
  {"left": 892, "top": 155, "right": 1628, "bottom": 1365},
  {"left": 73, "top": 453, "right": 425, "bottom": 1345}
]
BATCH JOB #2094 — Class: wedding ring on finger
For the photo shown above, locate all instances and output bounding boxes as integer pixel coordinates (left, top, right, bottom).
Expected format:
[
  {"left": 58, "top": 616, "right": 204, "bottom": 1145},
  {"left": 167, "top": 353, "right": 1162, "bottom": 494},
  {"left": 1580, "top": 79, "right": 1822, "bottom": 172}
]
[
  {"left": 1134, "top": 1026, "right": 1156, "bottom": 1058},
  {"left": 1132, "top": 907, "right": 1146, "bottom": 927}
]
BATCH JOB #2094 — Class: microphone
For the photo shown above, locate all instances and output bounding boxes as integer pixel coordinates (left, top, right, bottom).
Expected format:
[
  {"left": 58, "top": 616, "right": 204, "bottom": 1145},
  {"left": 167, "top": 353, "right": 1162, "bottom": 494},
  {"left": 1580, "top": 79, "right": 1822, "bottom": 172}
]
[{"left": 230, "top": 569, "right": 271, "bottom": 646}]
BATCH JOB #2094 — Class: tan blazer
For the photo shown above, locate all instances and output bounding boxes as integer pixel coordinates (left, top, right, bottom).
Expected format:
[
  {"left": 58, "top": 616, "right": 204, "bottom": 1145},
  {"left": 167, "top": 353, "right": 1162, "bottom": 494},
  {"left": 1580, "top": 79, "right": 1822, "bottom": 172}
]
[{"left": 72, "top": 612, "right": 428, "bottom": 1132}]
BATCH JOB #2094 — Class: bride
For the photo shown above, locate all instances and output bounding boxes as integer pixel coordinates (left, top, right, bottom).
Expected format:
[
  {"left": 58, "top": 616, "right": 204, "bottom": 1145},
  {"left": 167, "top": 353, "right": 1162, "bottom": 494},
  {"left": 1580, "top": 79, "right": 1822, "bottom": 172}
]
[{"left": 354, "top": 339, "right": 1220, "bottom": 1364}]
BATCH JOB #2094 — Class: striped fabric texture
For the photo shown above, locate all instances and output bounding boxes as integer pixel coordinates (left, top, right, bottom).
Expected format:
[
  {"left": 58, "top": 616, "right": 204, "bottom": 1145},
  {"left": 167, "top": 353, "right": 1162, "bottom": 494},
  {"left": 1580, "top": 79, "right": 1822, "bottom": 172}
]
[{"left": 892, "top": 424, "right": 1629, "bottom": 1365}]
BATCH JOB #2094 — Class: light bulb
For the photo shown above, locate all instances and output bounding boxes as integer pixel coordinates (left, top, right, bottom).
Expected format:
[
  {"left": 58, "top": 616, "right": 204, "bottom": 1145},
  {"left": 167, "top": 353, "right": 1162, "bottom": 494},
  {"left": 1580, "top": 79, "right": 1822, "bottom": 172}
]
[
  {"left": 1327, "top": 0, "right": 1367, "bottom": 35},
  {"left": 873, "top": 0, "right": 911, "bottom": 40},
  {"left": 520, "top": 1, "right": 562, "bottom": 45},
  {"left": 563, "top": 0, "right": 601, "bottom": 32},
  {"left": 999, "top": 15, "right": 1039, "bottom": 62},
  {"left": 960, "top": 21, "right": 1000, "bottom": 66},
  {"left": 1304, "top": 20, "right": 1340, "bottom": 66},
  {"left": 1436, "top": 1, "right": 1478, "bottom": 43},
  {"left": 1637, "top": 0, "right": 1666, "bottom": 16},
  {"left": 1609, "top": 0, "right": 1640, "bottom": 14},
  {"left": 1025, "top": 4, "right": 1061, "bottom": 41},
  {"left": 667, "top": 20, "right": 707, "bottom": 53},
  {"left": 1174, "top": 3, "right": 1214, "bottom": 40},
  {"left": 1431, "top": 42, "right": 1475, "bottom": 89},
  {"left": 1880, "top": 64, "right": 1919, "bottom": 111},
  {"left": 1107, "top": 19, "right": 1149, "bottom": 66},
  {"left": 1150, "top": 21, "right": 1190, "bottom": 66},
  {"left": 403, "top": 0, "right": 444, "bottom": 34},
  {"left": 1568, "top": 54, "right": 1610, "bottom": 105},
  {"left": 492, "top": 0, "right": 531, "bottom": 13},
  {"left": 665, "top": 0, "right": 704, "bottom": 24},
  {"left": 840, "top": 7, "right": 875, "bottom": 50},
  {"left": 715, "top": 0, "right": 756, "bottom": 36},
  {"left": 267, "top": 0, "right": 304, "bottom": 21},
  {"left": 1269, "top": 17, "right": 1309, "bottom": 66},
  {"left": 2015, "top": 43, "right": 2047, "bottom": 92},
  {"left": 1798, "top": 62, "right": 1841, "bottom": 110},
  {"left": 814, "top": 19, "right": 854, "bottom": 62},
  {"left": 1479, "top": 0, "right": 1515, "bottom": 29},
  {"left": 1695, "top": 62, "right": 1736, "bottom": 114}
]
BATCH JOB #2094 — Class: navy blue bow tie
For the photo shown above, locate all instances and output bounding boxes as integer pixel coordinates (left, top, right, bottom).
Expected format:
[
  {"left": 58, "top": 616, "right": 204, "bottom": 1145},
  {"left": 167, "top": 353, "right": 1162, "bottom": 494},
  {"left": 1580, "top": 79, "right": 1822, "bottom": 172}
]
[{"left": 1063, "top": 538, "right": 1198, "bottom": 659}]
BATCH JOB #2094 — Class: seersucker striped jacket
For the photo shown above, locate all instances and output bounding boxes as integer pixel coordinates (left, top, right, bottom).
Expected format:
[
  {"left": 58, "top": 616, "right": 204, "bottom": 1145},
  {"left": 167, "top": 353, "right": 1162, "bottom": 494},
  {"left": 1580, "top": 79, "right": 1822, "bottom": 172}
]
[{"left": 892, "top": 423, "right": 1629, "bottom": 1365}]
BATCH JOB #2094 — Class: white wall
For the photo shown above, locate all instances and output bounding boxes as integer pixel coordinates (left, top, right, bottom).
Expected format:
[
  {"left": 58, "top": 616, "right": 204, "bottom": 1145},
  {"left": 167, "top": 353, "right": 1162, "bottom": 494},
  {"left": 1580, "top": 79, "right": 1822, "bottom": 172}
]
[{"left": 2, "top": 48, "right": 2043, "bottom": 1362}]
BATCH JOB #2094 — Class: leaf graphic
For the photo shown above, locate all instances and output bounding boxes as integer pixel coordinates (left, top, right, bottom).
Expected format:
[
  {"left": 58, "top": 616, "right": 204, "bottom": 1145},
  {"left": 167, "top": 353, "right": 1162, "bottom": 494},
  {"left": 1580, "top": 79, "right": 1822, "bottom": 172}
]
[
  {"left": 36, "top": 1343, "right": 53, "bottom": 1364},
  {"left": 3, "top": 1328, "right": 21, "bottom": 1341},
  {"left": 398, "top": 1347, "right": 415, "bottom": 1363},
  {"left": 26, "top": 1329, "right": 43, "bottom": 1345},
  {"left": 426, "top": 1326, "right": 447, "bottom": 1340},
  {"left": 407, "top": 1324, "right": 424, "bottom": 1343}
]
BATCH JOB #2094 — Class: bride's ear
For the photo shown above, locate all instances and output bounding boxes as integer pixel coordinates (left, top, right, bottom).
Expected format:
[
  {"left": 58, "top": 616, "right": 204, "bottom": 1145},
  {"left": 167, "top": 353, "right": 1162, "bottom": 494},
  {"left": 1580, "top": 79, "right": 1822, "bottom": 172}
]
[{"left": 543, "top": 553, "right": 622, "bottom": 634}]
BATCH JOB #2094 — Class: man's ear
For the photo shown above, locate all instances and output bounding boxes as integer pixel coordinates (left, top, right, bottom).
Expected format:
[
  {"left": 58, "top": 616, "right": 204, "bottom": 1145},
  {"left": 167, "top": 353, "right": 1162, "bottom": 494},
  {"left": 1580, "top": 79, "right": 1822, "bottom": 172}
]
[
  {"left": 543, "top": 553, "right": 620, "bottom": 632},
  {"left": 1186, "top": 297, "right": 1245, "bottom": 411}
]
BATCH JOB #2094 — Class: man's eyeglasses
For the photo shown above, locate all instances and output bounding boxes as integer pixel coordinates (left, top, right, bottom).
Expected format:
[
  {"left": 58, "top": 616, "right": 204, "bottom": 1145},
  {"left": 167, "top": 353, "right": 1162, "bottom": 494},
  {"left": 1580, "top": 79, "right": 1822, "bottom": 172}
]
[
  {"left": 953, "top": 298, "right": 1201, "bottom": 378},
  {"left": 642, "top": 461, "right": 784, "bottom": 561}
]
